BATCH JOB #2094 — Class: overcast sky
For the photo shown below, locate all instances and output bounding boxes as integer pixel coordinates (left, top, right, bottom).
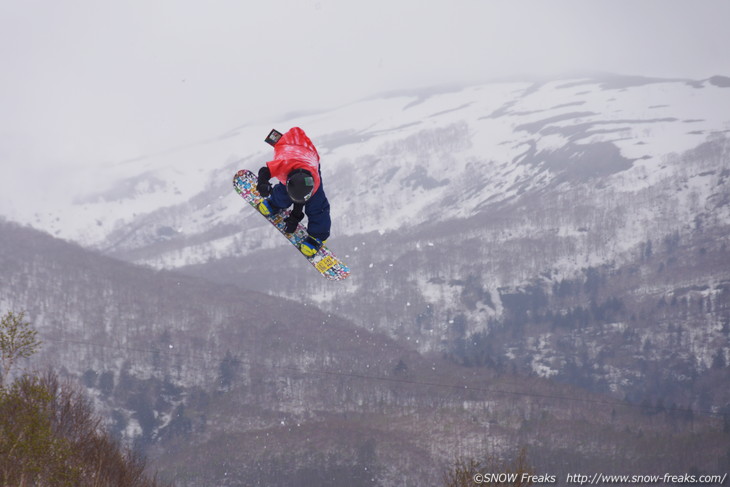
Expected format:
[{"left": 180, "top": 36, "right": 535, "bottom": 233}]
[{"left": 1, "top": 0, "right": 729, "bottom": 213}]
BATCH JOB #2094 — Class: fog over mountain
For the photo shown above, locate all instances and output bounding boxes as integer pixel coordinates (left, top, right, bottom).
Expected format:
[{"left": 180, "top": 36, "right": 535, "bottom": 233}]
[{"left": 2, "top": 73, "right": 729, "bottom": 484}]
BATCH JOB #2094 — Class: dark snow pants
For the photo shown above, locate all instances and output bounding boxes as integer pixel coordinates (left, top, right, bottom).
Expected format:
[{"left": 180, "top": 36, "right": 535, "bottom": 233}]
[{"left": 268, "top": 180, "right": 331, "bottom": 241}]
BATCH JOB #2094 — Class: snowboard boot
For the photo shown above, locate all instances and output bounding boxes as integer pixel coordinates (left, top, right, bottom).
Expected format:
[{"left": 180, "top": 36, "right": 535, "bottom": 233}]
[
  {"left": 300, "top": 236, "right": 325, "bottom": 257},
  {"left": 257, "top": 199, "right": 280, "bottom": 217}
]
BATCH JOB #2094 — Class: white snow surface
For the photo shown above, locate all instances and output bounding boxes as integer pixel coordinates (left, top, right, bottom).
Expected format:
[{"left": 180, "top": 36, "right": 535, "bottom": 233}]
[{"left": 4, "top": 76, "right": 730, "bottom": 270}]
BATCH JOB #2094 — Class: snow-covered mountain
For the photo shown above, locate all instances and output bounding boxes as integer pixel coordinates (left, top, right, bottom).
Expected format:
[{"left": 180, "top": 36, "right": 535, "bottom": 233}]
[
  {"left": 17, "top": 75, "right": 730, "bottom": 264},
  {"left": 3, "top": 74, "right": 730, "bottom": 483},
  {"left": 8, "top": 74, "right": 730, "bottom": 409},
  {"left": 2, "top": 219, "right": 724, "bottom": 485}
]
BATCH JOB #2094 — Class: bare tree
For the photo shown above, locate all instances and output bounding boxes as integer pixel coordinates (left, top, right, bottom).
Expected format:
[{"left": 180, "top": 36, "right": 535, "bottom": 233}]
[
  {"left": 0, "top": 311, "right": 41, "bottom": 388},
  {"left": 0, "top": 312, "right": 166, "bottom": 486},
  {"left": 0, "top": 370, "right": 168, "bottom": 486},
  {"left": 443, "top": 448, "right": 534, "bottom": 487}
]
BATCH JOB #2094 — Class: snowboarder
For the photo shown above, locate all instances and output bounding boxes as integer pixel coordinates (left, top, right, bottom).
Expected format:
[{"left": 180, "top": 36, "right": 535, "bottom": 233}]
[{"left": 255, "top": 127, "right": 331, "bottom": 257}]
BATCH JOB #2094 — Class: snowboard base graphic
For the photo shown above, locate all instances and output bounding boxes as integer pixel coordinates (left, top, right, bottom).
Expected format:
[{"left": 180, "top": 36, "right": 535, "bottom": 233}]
[{"left": 233, "top": 169, "right": 350, "bottom": 281}]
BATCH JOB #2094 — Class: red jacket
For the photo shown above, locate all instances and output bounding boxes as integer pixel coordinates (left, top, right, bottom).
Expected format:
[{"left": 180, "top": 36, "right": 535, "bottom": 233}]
[{"left": 265, "top": 127, "right": 321, "bottom": 194}]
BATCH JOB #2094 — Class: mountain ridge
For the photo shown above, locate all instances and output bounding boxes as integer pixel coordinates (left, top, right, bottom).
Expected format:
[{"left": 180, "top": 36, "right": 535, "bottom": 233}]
[
  {"left": 2, "top": 73, "right": 729, "bottom": 483},
  {"left": 11, "top": 74, "right": 729, "bottom": 254},
  {"left": 5, "top": 219, "right": 727, "bottom": 484},
  {"left": 5, "top": 75, "right": 728, "bottom": 405}
]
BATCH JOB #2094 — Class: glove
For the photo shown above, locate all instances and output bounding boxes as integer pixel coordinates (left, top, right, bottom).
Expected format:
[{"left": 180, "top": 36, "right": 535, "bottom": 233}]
[
  {"left": 284, "top": 216, "right": 298, "bottom": 233},
  {"left": 257, "top": 167, "right": 272, "bottom": 197},
  {"left": 284, "top": 204, "right": 304, "bottom": 233},
  {"left": 257, "top": 181, "right": 272, "bottom": 197}
]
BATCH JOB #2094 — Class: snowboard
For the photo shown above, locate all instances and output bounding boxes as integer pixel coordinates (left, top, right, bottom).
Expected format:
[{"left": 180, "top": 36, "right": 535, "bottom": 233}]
[{"left": 233, "top": 169, "right": 351, "bottom": 281}]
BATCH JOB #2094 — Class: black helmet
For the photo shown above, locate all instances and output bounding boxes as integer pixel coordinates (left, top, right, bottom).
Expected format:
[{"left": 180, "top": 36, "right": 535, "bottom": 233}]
[{"left": 286, "top": 169, "right": 315, "bottom": 203}]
